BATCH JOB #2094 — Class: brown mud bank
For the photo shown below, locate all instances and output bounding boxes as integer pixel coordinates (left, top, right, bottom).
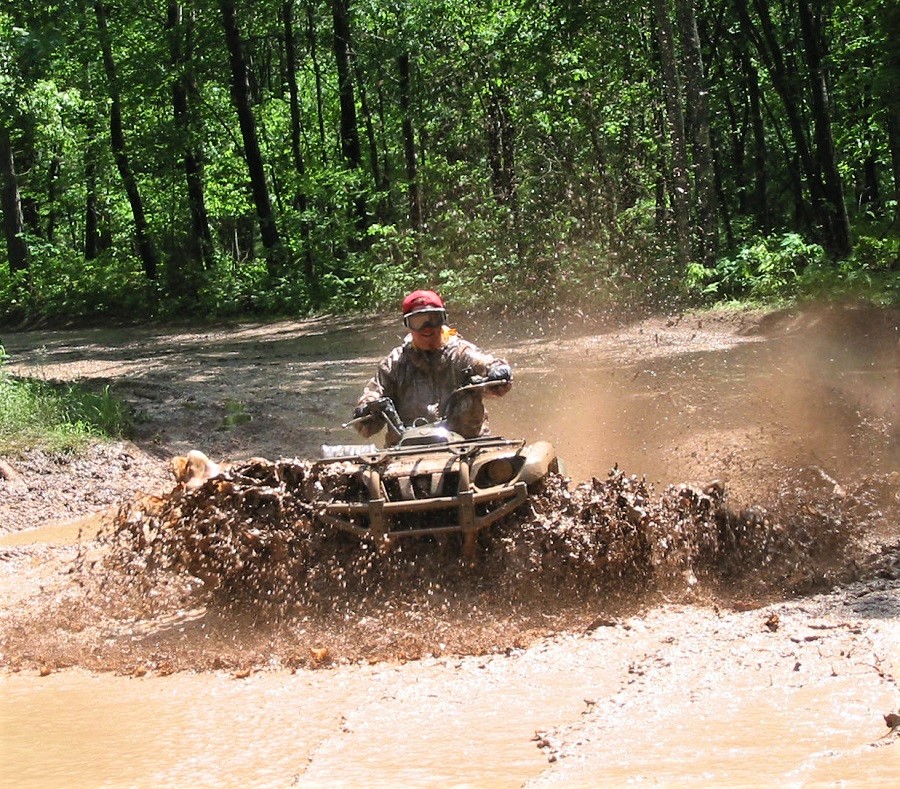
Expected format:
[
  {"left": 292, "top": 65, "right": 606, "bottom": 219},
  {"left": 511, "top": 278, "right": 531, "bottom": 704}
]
[{"left": 1, "top": 303, "right": 899, "bottom": 786}]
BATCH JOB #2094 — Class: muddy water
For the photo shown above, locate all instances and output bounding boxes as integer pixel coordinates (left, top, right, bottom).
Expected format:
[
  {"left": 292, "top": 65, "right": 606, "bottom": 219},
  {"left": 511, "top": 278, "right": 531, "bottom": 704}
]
[
  {"left": 2, "top": 306, "right": 899, "bottom": 787},
  {"left": 4, "top": 609, "right": 898, "bottom": 788}
]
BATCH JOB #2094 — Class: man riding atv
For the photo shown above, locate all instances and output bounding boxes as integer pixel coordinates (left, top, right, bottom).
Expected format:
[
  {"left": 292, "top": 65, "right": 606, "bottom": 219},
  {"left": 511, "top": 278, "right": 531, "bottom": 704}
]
[
  {"left": 316, "top": 290, "right": 556, "bottom": 553},
  {"left": 352, "top": 290, "right": 513, "bottom": 445}
]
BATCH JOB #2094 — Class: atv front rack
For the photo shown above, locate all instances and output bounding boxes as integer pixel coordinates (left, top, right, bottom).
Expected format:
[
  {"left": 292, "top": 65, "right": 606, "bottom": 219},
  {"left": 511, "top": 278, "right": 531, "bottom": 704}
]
[{"left": 313, "top": 438, "right": 529, "bottom": 551}]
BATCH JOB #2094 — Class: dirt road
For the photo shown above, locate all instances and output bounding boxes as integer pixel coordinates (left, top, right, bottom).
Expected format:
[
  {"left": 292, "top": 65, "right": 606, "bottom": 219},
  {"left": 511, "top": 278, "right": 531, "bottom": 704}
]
[{"left": 1, "top": 303, "right": 898, "bottom": 786}]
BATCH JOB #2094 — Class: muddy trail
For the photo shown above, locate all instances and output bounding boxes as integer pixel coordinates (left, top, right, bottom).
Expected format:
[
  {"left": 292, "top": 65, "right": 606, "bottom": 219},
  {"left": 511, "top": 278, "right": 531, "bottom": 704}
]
[
  {"left": 0, "top": 302, "right": 896, "bottom": 672},
  {"left": 1, "top": 303, "right": 899, "bottom": 787}
]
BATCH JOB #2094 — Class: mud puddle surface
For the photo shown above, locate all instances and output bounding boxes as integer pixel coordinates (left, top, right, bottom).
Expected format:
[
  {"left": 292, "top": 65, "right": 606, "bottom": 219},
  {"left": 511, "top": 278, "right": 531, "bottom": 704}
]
[{"left": 1, "top": 303, "right": 898, "bottom": 786}]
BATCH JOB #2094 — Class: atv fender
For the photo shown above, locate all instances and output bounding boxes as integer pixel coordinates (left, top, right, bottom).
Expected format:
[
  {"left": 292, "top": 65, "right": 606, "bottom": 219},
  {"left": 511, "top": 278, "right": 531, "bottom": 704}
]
[{"left": 519, "top": 440, "right": 557, "bottom": 485}]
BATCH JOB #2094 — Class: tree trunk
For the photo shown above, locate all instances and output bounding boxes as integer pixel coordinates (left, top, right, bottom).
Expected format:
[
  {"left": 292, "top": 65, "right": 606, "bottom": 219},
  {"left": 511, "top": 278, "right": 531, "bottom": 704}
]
[
  {"left": 675, "top": 0, "right": 718, "bottom": 267},
  {"left": 331, "top": 0, "right": 361, "bottom": 169},
  {"left": 169, "top": 1, "right": 214, "bottom": 281},
  {"left": 486, "top": 87, "right": 517, "bottom": 206},
  {"left": 84, "top": 151, "right": 99, "bottom": 261},
  {"left": 94, "top": 0, "right": 158, "bottom": 280},
  {"left": 330, "top": 0, "right": 367, "bottom": 231},
  {"left": 797, "top": 0, "right": 851, "bottom": 257},
  {"left": 881, "top": 2, "right": 900, "bottom": 237},
  {"left": 306, "top": 1, "right": 327, "bottom": 163},
  {"left": 220, "top": 0, "right": 282, "bottom": 274},
  {"left": 0, "top": 124, "right": 29, "bottom": 273},
  {"left": 351, "top": 56, "right": 385, "bottom": 199},
  {"left": 485, "top": 85, "right": 524, "bottom": 266},
  {"left": 398, "top": 50, "right": 422, "bottom": 260},
  {"left": 83, "top": 101, "right": 104, "bottom": 261},
  {"left": 283, "top": 0, "right": 306, "bottom": 185},
  {"left": 711, "top": 130, "right": 735, "bottom": 250},
  {"left": 652, "top": 0, "right": 691, "bottom": 267},
  {"left": 735, "top": 41, "right": 769, "bottom": 230},
  {"left": 282, "top": 0, "right": 316, "bottom": 291},
  {"left": 888, "top": 110, "right": 900, "bottom": 234},
  {"left": 46, "top": 152, "right": 61, "bottom": 243}
]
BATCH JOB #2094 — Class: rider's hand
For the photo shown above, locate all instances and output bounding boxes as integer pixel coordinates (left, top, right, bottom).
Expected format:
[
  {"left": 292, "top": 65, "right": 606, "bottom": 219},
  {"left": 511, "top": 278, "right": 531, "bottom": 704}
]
[
  {"left": 353, "top": 397, "right": 391, "bottom": 421},
  {"left": 486, "top": 363, "right": 513, "bottom": 383}
]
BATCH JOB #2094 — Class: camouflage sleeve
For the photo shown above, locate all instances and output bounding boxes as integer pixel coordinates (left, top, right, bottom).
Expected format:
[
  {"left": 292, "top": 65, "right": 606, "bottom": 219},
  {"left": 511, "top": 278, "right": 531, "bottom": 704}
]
[
  {"left": 353, "top": 347, "right": 401, "bottom": 437},
  {"left": 453, "top": 338, "right": 512, "bottom": 397}
]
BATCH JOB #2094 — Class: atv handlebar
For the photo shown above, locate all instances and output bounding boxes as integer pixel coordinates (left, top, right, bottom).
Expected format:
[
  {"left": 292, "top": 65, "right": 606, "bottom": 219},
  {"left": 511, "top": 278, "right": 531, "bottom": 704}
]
[
  {"left": 342, "top": 396, "right": 404, "bottom": 435},
  {"left": 342, "top": 379, "right": 506, "bottom": 432}
]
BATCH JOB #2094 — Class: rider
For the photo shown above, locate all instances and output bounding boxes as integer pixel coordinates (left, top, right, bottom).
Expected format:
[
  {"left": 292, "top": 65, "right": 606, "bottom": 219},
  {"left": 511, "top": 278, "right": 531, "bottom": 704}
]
[{"left": 352, "top": 289, "right": 513, "bottom": 445}]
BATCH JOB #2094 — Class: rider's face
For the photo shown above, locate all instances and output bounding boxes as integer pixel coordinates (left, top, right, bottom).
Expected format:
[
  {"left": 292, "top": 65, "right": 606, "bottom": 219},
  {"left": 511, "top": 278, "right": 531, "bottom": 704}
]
[
  {"left": 411, "top": 322, "right": 443, "bottom": 350},
  {"left": 407, "top": 311, "right": 444, "bottom": 351}
]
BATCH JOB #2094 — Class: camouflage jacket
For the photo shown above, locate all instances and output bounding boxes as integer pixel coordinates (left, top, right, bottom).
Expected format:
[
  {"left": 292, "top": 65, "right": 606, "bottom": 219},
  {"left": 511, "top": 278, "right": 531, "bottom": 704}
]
[{"left": 354, "top": 330, "right": 511, "bottom": 444}]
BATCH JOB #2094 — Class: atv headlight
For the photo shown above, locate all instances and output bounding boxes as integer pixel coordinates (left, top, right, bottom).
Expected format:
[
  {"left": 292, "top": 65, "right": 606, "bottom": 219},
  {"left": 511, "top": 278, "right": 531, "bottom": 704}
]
[{"left": 485, "top": 458, "right": 515, "bottom": 485}]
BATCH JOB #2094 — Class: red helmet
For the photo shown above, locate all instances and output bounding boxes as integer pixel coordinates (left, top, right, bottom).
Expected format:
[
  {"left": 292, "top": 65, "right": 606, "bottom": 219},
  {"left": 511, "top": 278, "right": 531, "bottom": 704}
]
[{"left": 401, "top": 289, "right": 445, "bottom": 317}]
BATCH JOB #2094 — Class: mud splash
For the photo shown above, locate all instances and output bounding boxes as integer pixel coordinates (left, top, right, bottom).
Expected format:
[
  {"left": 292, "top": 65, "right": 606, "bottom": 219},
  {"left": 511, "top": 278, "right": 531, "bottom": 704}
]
[{"left": 5, "top": 457, "right": 896, "bottom": 675}]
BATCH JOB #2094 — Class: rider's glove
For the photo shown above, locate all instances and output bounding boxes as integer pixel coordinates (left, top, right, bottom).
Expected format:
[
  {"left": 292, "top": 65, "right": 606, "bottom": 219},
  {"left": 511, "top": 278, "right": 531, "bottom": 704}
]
[
  {"left": 486, "top": 363, "right": 513, "bottom": 383},
  {"left": 353, "top": 397, "right": 390, "bottom": 421}
]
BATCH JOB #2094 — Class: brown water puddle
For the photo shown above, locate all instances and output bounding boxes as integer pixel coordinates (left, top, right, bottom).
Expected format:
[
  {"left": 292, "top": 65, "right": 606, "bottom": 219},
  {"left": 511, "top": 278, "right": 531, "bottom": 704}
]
[
  {"left": 0, "top": 514, "right": 103, "bottom": 549},
  {"left": 3, "top": 610, "right": 898, "bottom": 787},
  {"left": 0, "top": 645, "right": 609, "bottom": 788}
]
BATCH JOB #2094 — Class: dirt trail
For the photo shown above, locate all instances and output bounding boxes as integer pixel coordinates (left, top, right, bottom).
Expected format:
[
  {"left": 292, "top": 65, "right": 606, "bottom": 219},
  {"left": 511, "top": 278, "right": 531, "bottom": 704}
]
[{"left": 1, "top": 303, "right": 899, "bottom": 786}]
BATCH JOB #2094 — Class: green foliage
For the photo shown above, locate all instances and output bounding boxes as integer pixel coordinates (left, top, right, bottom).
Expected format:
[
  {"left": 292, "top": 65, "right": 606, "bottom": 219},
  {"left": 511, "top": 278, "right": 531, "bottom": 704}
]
[
  {"left": 219, "top": 399, "right": 251, "bottom": 429},
  {"left": 685, "top": 234, "right": 827, "bottom": 302},
  {"left": 796, "top": 233, "right": 900, "bottom": 304},
  {"left": 685, "top": 229, "right": 899, "bottom": 306},
  {"left": 0, "top": 344, "right": 132, "bottom": 453},
  {"left": 0, "top": 242, "right": 156, "bottom": 324},
  {"left": 0, "top": 0, "right": 897, "bottom": 324}
]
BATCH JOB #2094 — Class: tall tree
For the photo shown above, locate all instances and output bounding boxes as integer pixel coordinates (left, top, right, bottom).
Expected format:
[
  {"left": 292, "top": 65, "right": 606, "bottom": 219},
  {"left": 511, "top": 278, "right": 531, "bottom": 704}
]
[
  {"left": 653, "top": 0, "right": 691, "bottom": 267},
  {"left": 797, "top": 0, "right": 851, "bottom": 257},
  {"left": 398, "top": 49, "right": 422, "bottom": 257},
  {"left": 306, "top": 1, "right": 328, "bottom": 163},
  {"left": 0, "top": 123, "right": 28, "bottom": 274},
  {"left": 331, "top": 0, "right": 367, "bottom": 230},
  {"left": 220, "top": 0, "right": 282, "bottom": 274},
  {"left": 282, "top": 0, "right": 316, "bottom": 290},
  {"left": 169, "top": 1, "right": 214, "bottom": 276},
  {"left": 94, "top": 0, "right": 159, "bottom": 280},
  {"left": 676, "top": 0, "right": 718, "bottom": 267},
  {"left": 331, "top": 0, "right": 361, "bottom": 170},
  {"left": 732, "top": 37, "right": 769, "bottom": 230}
]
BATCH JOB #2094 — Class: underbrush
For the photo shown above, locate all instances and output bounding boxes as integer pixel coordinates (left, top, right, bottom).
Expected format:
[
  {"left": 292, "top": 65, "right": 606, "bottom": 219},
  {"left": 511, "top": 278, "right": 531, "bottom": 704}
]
[
  {"left": 684, "top": 230, "right": 899, "bottom": 306},
  {"left": 0, "top": 343, "right": 131, "bottom": 453}
]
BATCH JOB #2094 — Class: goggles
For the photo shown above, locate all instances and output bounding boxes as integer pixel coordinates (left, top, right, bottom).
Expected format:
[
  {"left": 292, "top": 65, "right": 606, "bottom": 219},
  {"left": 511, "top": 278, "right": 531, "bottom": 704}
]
[{"left": 404, "top": 311, "right": 446, "bottom": 331}]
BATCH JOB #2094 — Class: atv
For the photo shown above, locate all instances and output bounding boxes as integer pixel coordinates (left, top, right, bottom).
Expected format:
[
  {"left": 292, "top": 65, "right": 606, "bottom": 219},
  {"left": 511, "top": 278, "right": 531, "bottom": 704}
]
[{"left": 313, "top": 380, "right": 560, "bottom": 554}]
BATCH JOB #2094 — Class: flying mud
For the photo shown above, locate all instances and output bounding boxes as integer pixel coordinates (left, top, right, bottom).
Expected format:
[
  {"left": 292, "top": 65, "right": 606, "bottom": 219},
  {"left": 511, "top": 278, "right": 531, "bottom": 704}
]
[{"left": 3, "top": 454, "right": 895, "bottom": 675}]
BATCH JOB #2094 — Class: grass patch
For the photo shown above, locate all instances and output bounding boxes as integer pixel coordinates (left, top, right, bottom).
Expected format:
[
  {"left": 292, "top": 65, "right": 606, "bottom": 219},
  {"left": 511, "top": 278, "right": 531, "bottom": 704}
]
[{"left": 0, "top": 345, "right": 132, "bottom": 453}]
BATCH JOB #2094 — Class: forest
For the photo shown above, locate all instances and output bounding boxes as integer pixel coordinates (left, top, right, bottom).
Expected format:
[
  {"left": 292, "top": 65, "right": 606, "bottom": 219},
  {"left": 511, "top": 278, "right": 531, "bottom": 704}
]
[{"left": 1, "top": 0, "right": 898, "bottom": 325}]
